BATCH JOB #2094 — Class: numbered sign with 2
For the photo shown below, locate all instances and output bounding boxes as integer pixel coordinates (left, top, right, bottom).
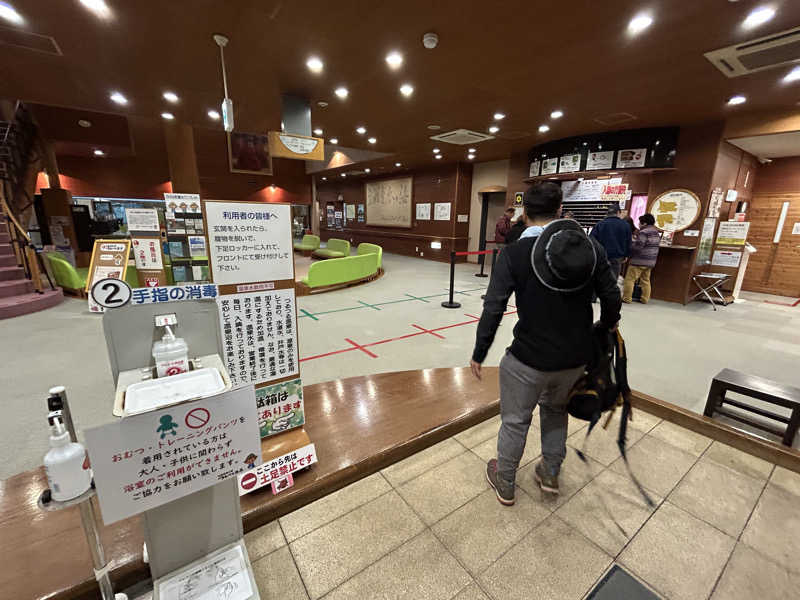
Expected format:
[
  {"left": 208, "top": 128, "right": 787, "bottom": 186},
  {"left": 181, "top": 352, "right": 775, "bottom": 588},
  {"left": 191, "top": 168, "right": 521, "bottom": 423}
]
[{"left": 90, "top": 278, "right": 132, "bottom": 309}]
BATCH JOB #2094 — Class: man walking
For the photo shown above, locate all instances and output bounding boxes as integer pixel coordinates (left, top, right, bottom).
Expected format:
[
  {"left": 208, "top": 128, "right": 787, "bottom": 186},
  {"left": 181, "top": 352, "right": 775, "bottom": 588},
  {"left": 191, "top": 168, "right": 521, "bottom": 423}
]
[
  {"left": 470, "top": 182, "right": 621, "bottom": 505},
  {"left": 590, "top": 205, "right": 631, "bottom": 282},
  {"left": 494, "top": 207, "right": 515, "bottom": 243},
  {"left": 623, "top": 213, "right": 661, "bottom": 304}
]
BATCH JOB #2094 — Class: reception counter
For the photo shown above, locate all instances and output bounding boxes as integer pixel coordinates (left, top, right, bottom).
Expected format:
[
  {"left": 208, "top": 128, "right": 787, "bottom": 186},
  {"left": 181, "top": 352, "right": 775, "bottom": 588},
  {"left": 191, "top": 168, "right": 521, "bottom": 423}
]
[{"left": 649, "top": 245, "right": 697, "bottom": 304}]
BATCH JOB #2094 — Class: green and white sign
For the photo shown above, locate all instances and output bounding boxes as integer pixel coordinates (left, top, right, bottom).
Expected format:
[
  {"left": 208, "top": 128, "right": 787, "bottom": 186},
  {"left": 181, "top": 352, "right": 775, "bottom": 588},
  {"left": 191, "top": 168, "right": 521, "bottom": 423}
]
[{"left": 256, "top": 378, "right": 305, "bottom": 438}]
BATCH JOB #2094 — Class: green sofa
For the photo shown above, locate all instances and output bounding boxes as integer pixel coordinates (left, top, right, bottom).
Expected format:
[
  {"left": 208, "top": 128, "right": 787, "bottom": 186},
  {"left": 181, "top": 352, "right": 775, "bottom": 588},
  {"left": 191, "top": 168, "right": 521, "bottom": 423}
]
[
  {"left": 357, "top": 242, "right": 382, "bottom": 268},
  {"left": 302, "top": 252, "right": 380, "bottom": 290},
  {"left": 293, "top": 234, "right": 320, "bottom": 253},
  {"left": 313, "top": 238, "right": 350, "bottom": 259}
]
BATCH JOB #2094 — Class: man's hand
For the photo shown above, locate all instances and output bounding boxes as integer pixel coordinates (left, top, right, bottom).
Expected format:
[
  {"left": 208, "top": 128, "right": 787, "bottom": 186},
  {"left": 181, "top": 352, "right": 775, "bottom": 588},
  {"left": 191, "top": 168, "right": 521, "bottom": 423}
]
[{"left": 470, "top": 359, "right": 482, "bottom": 381}]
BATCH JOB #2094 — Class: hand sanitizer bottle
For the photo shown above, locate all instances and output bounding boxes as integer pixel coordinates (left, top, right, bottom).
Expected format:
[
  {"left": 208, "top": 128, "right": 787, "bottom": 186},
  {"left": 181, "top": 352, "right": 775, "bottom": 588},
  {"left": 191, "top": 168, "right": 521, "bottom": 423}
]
[
  {"left": 44, "top": 415, "right": 92, "bottom": 502},
  {"left": 152, "top": 325, "right": 189, "bottom": 378}
]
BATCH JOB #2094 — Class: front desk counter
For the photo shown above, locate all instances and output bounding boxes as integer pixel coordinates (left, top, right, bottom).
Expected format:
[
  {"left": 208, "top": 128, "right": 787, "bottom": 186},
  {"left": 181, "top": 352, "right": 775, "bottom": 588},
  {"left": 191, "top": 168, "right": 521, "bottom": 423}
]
[{"left": 648, "top": 245, "right": 696, "bottom": 304}]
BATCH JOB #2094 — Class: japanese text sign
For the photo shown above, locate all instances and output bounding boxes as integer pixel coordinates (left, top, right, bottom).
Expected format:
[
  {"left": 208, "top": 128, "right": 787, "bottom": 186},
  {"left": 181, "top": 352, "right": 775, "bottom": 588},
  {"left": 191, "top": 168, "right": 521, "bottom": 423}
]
[
  {"left": 256, "top": 378, "right": 304, "bottom": 438},
  {"left": 85, "top": 386, "right": 262, "bottom": 524},
  {"left": 205, "top": 201, "right": 294, "bottom": 285},
  {"left": 217, "top": 289, "right": 299, "bottom": 387},
  {"left": 238, "top": 443, "right": 317, "bottom": 496},
  {"left": 130, "top": 284, "right": 219, "bottom": 305}
]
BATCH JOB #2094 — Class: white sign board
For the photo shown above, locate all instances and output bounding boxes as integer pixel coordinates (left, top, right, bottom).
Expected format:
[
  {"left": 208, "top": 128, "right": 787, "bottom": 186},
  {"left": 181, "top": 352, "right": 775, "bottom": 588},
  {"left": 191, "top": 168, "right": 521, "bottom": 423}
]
[
  {"left": 586, "top": 151, "right": 614, "bottom": 171},
  {"left": 793, "top": 222, "right": 800, "bottom": 235},
  {"left": 132, "top": 237, "right": 163, "bottom": 269},
  {"left": 164, "top": 192, "right": 201, "bottom": 213},
  {"left": 616, "top": 148, "right": 646, "bottom": 168},
  {"left": 712, "top": 249, "right": 742, "bottom": 268},
  {"left": 84, "top": 386, "right": 262, "bottom": 525},
  {"left": 158, "top": 543, "right": 253, "bottom": 600},
  {"left": 416, "top": 203, "right": 431, "bottom": 220},
  {"left": 206, "top": 202, "right": 293, "bottom": 285},
  {"left": 541, "top": 157, "right": 558, "bottom": 175},
  {"left": 218, "top": 289, "right": 299, "bottom": 388},
  {"left": 125, "top": 208, "right": 160, "bottom": 232},
  {"left": 561, "top": 177, "right": 622, "bottom": 203},
  {"left": 457, "top": 213, "right": 469, "bottom": 223},
  {"left": 558, "top": 154, "right": 581, "bottom": 173},
  {"left": 716, "top": 221, "right": 750, "bottom": 246},
  {"left": 434, "top": 202, "right": 452, "bottom": 221},
  {"left": 238, "top": 442, "right": 317, "bottom": 496},
  {"left": 130, "top": 284, "right": 218, "bottom": 305},
  {"left": 529, "top": 159, "right": 541, "bottom": 177}
]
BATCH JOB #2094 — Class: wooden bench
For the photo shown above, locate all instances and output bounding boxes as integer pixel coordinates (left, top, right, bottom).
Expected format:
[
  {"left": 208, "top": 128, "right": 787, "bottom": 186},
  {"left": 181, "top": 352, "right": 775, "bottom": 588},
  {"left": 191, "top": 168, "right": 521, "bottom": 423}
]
[{"left": 703, "top": 368, "right": 800, "bottom": 446}]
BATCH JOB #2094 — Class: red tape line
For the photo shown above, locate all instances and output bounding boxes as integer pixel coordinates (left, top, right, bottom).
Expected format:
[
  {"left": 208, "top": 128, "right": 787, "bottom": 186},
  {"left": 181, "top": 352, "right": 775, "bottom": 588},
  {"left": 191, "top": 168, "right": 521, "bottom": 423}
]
[{"left": 455, "top": 250, "right": 494, "bottom": 256}]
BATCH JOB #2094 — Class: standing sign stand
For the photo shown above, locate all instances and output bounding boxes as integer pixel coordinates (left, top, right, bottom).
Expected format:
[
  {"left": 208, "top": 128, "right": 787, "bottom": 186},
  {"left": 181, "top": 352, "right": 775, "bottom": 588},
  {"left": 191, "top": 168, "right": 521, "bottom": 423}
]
[{"left": 85, "top": 239, "right": 131, "bottom": 313}]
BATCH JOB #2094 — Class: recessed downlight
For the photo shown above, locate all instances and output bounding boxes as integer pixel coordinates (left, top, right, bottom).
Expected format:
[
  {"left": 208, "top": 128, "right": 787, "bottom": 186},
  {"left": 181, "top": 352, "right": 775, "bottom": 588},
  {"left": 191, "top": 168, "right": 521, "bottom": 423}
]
[
  {"left": 110, "top": 91, "right": 128, "bottom": 105},
  {"left": 435, "top": 154, "right": 442, "bottom": 159},
  {"left": 488, "top": 125, "right": 499, "bottom": 134},
  {"left": 433, "top": 148, "right": 440, "bottom": 154},
  {"left": 0, "top": 1, "right": 24, "bottom": 24},
  {"left": 163, "top": 91, "right": 179, "bottom": 103},
  {"left": 493, "top": 112, "right": 506, "bottom": 120},
  {"left": 538, "top": 124, "right": 550, "bottom": 133},
  {"left": 399, "top": 83, "right": 414, "bottom": 97},
  {"left": 321, "top": 176, "right": 327, "bottom": 181},
  {"left": 468, "top": 154, "right": 475, "bottom": 160},
  {"left": 427, "top": 124, "right": 441, "bottom": 130},
  {"left": 78, "top": 119, "right": 92, "bottom": 128},
  {"left": 340, "top": 173, "right": 346, "bottom": 177},
  {"left": 306, "top": 56, "right": 324, "bottom": 73},
  {"left": 782, "top": 66, "right": 800, "bottom": 83},
  {"left": 550, "top": 109, "right": 564, "bottom": 119},
  {"left": 207, "top": 109, "right": 220, "bottom": 120},
  {"left": 368, "top": 137, "right": 377, "bottom": 144},
  {"left": 365, "top": 168, "right": 371, "bottom": 173},
  {"left": 628, "top": 14, "right": 653, "bottom": 35},
  {"left": 356, "top": 126, "right": 366, "bottom": 134},
  {"left": 329, "top": 137, "right": 338, "bottom": 144},
  {"left": 313, "top": 128, "right": 323, "bottom": 135},
  {"left": 727, "top": 95, "right": 747, "bottom": 105},
  {"left": 395, "top": 162, "right": 402, "bottom": 167},
  {"left": 93, "top": 149, "right": 105, "bottom": 156},
  {"left": 468, "top": 147, "right": 476, "bottom": 153},
  {"left": 161, "top": 112, "right": 175, "bottom": 120},
  {"left": 385, "top": 51, "right": 403, "bottom": 69},
  {"left": 79, "top": 0, "right": 112, "bottom": 19},
  {"left": 743, "top": 6, "right": 776, "bottom": 29},
  {"left": 334, "top": 87, "right": 349, "bottom": 99}
]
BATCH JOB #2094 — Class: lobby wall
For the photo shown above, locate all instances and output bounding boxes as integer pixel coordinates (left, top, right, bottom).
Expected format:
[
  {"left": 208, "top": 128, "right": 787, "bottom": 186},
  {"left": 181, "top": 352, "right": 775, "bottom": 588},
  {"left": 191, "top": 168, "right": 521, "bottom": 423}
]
[{"left": 467, "top": 159, "right": 510, "bottom": 260}]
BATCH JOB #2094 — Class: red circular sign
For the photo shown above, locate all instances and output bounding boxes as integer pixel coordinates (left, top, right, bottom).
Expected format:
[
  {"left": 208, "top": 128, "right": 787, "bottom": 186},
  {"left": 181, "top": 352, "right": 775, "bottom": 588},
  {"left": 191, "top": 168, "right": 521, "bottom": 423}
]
[
  {"left": 185, "top": 407, "right": 211, "bottom": 429},
  {"left": 241, "top": 472, "right": 257, "bottom": 490}
]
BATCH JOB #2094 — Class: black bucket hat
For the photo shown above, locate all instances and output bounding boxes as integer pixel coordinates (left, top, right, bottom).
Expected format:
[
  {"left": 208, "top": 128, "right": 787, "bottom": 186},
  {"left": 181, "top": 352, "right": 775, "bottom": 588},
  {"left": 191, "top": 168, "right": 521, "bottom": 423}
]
[{"left": 531, "top": 219, "right": 597, "bottom": 292}]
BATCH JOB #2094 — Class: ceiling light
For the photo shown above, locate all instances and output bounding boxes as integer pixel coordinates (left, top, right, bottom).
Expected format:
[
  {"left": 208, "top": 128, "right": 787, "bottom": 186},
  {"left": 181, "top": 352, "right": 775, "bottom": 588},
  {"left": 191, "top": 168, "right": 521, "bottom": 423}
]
[
  {"left": 427, "top": 124, "right": 441, "bottom": 130},
  {"left": 782, "top": 66, "right": 800, "bottom": 83},
  {"left": 727, "top": 95, "right": 747, "bottom": 105},
  {"left": 313, "top": 128, "right": 323, "bottom": 135},
  {"left": 743, "top": 6, "right": 776, "bottom": 29},
  {"left": 110, "top": 91, "right": 128, "bottom": 105},
  {"left": 395, "top": 162, "right": 402, "bottom": 167},
  {"left": 207, "top": 109, "right": 220, "bottom": 120},
  {"left": 493, "top": 112, "right": 506, "bottom": 120},
  {"left": 356, "top": 126, "right": 366, "bottom": 134},
  {"left": 79, "top": 0, "right": 112, "bottom": 19},
  {"left": 399, "top": 83, "right": 414, "bottom": 97},
  {"left": 329, "top": 137, "right": 338, "bottom": 144},
  {"left": 468, "top": 154, "right": 475, "bottom": 160},
  {"left": 435, "top": 155, "right": 442, "bottom": 159},
  {"left": 0, "top": 1, "right": 24, "bottom": 24},
  {"left": 385, "top": 51, "right": 403, "bottom": 69},
  {"left": 306, "top": 56, "right": 324, "bottom": 73},
  {"left": 317, "top": 101, "right": 328, "bottom": 108},
  {"left": 433, "top": 148, "right": 440, "bottom": 153},
  {"left": 538, "top": 124, "right": 550, "bottom": 133},
  {"left": 163, "top": 91, "right": 179, "bottom": 103},
  {"left": 340, "top": 173, "right": 346, "bottom": 177},
  {"left": 93, "top": 149, "right": 105, "bottom": 156},
  {"left": 550, "top": 110, "right": 564, "bottom": 119},
  {"left": 488, "top": 125, "right": 499, "bottom": 134},
  {"left": 334, "top": 87, "right": 349, "bottom": 99},
  {"left": 628, "top": 13, "right": 653, "bottom": 35},
  {"left": 78, "top": 120, "right": 92, "bottom": 128},
  {"left": 368, "top": 137, "right": 377, "bottom": 144},
  {"left": 161, "top": 112, "right": 175, "bottom": 120},
  {"left": 364, "top": 168, "right": 371, "bottom": 173},
  {"left": 468, "top": 148, "right": 476, "bottom": 153},
  {"left": 321, "top": 176, "right": 327, "bottom": 181}
]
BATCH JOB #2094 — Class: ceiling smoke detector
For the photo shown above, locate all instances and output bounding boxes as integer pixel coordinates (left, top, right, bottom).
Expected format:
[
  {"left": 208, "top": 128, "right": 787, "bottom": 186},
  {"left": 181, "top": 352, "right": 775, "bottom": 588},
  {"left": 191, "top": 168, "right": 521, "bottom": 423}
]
[
  {"left": 78, "top": 119, "right": 92, "bottom": 128},
  {"left": 423, "top": 32, "right": 439, "bottom": 49}
]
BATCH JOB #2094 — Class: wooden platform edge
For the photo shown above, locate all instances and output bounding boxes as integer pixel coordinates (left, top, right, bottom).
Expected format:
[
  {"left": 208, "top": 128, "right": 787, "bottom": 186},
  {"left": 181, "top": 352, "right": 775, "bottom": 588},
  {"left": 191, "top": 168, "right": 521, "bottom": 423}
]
[{"left": 631, "top": 389, "right": 800, "bottom": 473}]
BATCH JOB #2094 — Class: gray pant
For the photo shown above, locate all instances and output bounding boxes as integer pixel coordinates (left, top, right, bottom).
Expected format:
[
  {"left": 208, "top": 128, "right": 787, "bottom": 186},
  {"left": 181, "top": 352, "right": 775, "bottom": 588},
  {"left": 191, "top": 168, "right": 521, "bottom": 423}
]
[{"left": 497, "top": 351, "right": 584, "bottom": 485}]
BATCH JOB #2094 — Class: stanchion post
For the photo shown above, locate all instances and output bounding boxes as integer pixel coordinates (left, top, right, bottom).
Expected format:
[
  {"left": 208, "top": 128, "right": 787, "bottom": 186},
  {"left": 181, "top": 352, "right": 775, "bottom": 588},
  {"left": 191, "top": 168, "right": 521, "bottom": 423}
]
[
  {"left": 475, "top": 246, "right": 488, "bottom": 278},
  {"left": 441, "top": 251, "right": 462, "bottom": 309}
]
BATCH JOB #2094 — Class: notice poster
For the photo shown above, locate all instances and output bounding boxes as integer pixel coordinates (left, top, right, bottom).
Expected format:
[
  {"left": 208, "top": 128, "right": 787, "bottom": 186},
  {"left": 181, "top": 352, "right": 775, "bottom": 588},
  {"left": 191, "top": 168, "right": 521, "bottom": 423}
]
[
  {"left": 256, "top": 378, "right": 304, "bottom": 438},
  {"left": 334, "top": 211, "right": 343, "bottom": 228},
  {"left": 158, "top": 543, "right": 253, "bottom": 600},
  {"left": 416, "top": 203, "right": 431, "bottom": 220},
  {"left": 217, "top": 289, "right": 299, "bottom": 388},
  {"left": 616, "top": 148, "right": 646, "bottom": 168},
  {"left": 716, "top": 221, "right": 750, "bottom": 246},
  {"left": 541, "top": 157, "right": 559, "bottom": 175},
  {"left": 125, "top": 208, "right": 160, "bottom": 232},
  {"left": 558, "top": 154, "right": 581, "bottom": 173},
  {"left": 132, "top": 238, "right": 164, "bottom": 270},
  {"left": 86, "top": 239, "right": 130, "bottom": 313},
  {"left": 188, "top": 235, "right": 207, "bottom": 258},
  {"left": 345, "top": 204, "right": 356, "bottom": 221},
  {"left": 561, "top": 177, "right": 622, "bottom": 203},
  {"left": 696, "top": 218, "right": 717, "bottom": 265},
  {"left": 599, "top": 183, "right": 630, "bottom": 205},
  {"left": 357, "top": 204, "right": 365, "bottom": 223},
  {"left": 529, "top": 159, "right": 541, "bottom": 177},
  {"left": 205, "top": 201, "right": 293, "bottom": 286},
  {"left": 326, "top": 205, "right": 335, "bottom": 228},
  {"left": 434, "top": 202, "right": 452, "bottom": 221},
  {"left": 586, "top": 151, "right": 614, "bottom": 171},
  {"left": 237, "top": 442, "right": 317, "bottom": 496},
  {"left": 84, "top": 386, "right": 262, "bottom": 524},
  {"left": 164, "top": 192, "right": 201, "bottom": 214},
  {"left": 712, "top": 249, "right": 742, "bottom": 268},
  {"left": 708, "top": 187, "right": 724, "bottom": 218}
]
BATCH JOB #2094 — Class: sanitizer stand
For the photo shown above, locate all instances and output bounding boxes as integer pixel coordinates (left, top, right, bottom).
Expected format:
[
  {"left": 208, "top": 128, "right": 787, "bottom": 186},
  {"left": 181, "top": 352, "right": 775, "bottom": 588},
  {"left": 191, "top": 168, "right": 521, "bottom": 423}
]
[{"left": 102, "top": 299, "right": 259, "bottom": 599}]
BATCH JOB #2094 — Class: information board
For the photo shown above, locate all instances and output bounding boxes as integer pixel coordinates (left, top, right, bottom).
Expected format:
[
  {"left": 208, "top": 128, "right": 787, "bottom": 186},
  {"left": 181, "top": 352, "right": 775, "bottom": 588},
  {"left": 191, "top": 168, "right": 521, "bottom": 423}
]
[
  {"left": 650, "top": 189, "right": 700, "bottom": 232},
  {"left": 716, "top": 221, "right": 750, "bottom": 246},
  {"left": 365, "top": 177, "right": 413, "bottom": 228},
  {"left": 85, "top": 239, "right": 131, "bottom": 313}
]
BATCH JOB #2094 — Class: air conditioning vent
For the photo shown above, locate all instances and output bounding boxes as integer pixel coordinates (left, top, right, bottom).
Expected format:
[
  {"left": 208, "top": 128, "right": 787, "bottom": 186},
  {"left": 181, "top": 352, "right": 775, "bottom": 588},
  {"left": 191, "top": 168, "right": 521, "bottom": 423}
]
[
  {"left": 593, "top": 112, "right": 637, "bottom": 126},
  {"left": 0, "top": 25, "right": 61, "bottom": 55},
  {"left": 430, "top": 129, "right": 494, "bottom": 145},
  {"left": 705, "top": 26, "right": 800, "bottom": 77}
]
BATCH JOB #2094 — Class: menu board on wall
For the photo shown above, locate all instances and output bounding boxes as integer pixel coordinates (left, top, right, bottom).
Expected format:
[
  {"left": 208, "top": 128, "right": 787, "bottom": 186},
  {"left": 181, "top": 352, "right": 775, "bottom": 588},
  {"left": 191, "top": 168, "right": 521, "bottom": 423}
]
[
  {"left": 561, "top": 177, "right": 622, "bottom": 203},
  {"left": 616, "top": 148, "right": 646, "bottom": 168},
  {"left": 586, "top": 151, "right": 614, "bottom": 171},
  {"left": 559, "top": 154, "right": 581, "bottom": 173},
  {"left": 529, "top": 159, "right": 541, "bottom": 177},
  {"left": 541, "top": 158, "right": 558, "bottom": 175}
]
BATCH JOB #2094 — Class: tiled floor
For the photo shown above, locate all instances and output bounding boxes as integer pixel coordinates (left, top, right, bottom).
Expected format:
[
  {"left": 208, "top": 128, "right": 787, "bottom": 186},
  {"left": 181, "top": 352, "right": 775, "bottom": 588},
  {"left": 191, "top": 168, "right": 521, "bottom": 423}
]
[{"left": 246, "top": 412, "right": 800, "bottom": 600}]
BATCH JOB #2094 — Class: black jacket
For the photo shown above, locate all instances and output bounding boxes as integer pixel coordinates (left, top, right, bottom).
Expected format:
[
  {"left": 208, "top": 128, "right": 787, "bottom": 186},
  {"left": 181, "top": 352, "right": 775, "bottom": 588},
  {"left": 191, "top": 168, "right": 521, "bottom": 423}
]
[
  {"left": 472, "top": 235, "right": 621, "bottom": 371},
  {"left": 504, "top": 221, "right": 526, "bottom": 244}
]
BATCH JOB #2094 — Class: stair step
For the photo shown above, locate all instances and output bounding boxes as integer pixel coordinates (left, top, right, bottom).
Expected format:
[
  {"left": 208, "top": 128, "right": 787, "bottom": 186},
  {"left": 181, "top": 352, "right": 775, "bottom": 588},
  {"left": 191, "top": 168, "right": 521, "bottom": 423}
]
[
  {"left": 0, "top": 289, "right": 63, "bottom": 320},
  {"left": 0, "top": 244, "right": 13, "bottom": 256},
  {"left": 0, "top": 233, "right": 9, "bottom": 243},
  {"left": 0, "top": 279, "right": 33, "bottom": 297},
  {"left": 0, "top": 254, "right": 16, "bottom": 267},
  {"left": 0, "top": 266, "right": 25, "bottom": 281}
]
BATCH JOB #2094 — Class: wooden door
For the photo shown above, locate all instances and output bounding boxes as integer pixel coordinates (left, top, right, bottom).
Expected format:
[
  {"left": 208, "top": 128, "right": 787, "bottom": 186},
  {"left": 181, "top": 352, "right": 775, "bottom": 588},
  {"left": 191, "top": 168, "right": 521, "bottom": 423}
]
[{"left": 742, "top": 193, "right": 800, "bottom": 297}]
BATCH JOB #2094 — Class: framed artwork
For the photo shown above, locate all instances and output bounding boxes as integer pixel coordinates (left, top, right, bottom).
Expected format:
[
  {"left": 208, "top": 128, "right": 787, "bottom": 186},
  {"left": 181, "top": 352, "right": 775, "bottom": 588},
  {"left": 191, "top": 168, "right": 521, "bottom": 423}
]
[{"left": 228, "top": 131, "right": 273, "bottom": 175}]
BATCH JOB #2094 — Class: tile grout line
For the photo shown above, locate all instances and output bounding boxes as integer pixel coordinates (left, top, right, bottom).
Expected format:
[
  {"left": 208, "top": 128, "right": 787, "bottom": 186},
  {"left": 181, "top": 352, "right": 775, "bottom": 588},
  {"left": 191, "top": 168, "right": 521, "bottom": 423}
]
[{"left": 277, "top": 519, "right": 314, "bottom": 600}]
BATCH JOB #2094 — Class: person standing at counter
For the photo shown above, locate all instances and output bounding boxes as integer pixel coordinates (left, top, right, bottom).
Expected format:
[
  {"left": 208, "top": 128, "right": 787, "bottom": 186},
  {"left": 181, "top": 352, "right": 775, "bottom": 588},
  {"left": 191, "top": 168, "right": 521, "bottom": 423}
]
[
  {"left": 622, "top": 213, "right": 661, "bottom": 304},
  {"left": 494, "top": 207, "right": 515, "bottom": 243},
  {"left": 589, "top": 205, "right": 631, "bottom": 282}
]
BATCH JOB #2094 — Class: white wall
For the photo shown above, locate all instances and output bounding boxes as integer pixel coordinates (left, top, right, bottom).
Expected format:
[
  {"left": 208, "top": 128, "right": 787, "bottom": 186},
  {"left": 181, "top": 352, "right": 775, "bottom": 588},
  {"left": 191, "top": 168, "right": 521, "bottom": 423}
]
[{"left": 467, "top": 159, "right": 510, "bottom": 262}]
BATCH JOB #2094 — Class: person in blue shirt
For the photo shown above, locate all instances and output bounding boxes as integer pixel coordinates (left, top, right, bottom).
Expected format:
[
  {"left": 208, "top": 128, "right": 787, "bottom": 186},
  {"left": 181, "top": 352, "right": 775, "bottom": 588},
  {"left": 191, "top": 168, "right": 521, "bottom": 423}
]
[{"left": 589, "top": 205, "right": 631, "bottom": 282}]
